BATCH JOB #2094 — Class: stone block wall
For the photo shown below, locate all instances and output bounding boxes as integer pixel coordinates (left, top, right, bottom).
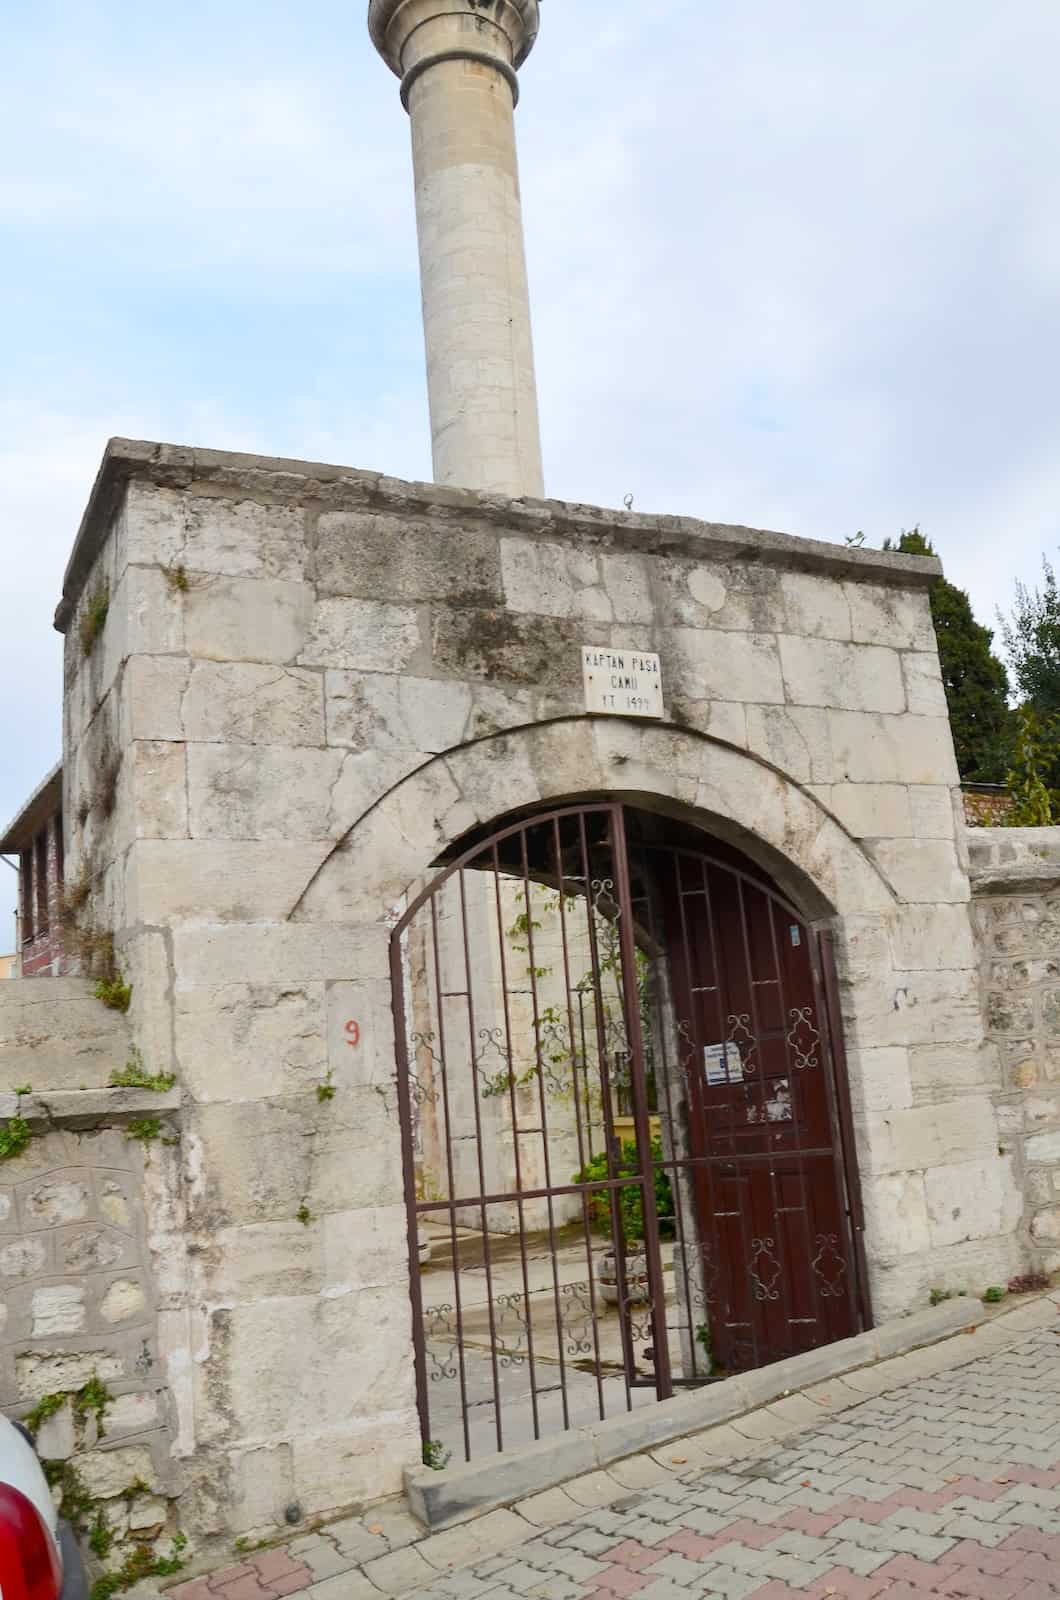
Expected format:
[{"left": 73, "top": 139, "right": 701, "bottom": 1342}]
[
  {"left": 0, "top": 976, "right": 180, "bottom": 1572},
  {"left": 969, "top": 827, "right": 1060, "bottom": 1268},
  {"left": 46, "top": 437, "right": 1023, "bottom": 1534}
]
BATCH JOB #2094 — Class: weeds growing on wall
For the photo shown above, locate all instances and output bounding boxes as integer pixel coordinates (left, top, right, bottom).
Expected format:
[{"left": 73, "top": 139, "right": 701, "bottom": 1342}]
[
  {"left": 58, "top": 863, "right": 93, "bottom": 923},
  {"left": 94, "top": 750, "right": 122, "bottom": 820},
  {"left": 79, "top": 583, "right": 110, "bottom": 657},
  {"left": 162, "top": 563, "right": 190, "bottom": 593},
  {"left": 73, "top": 1375, "right": 113, "bottom": 1436},
  {"left": 95, "top": 974, "right": 132, "bottom": 1012},
  {"left": 89, "top": 1534, "right": 187, "bottom": 1600},
  {"left": 0, "top": 1087, "right": 34, "bottom": 1163},
  {"left": 125, "top": 1118, "right": 162, "bottom": 1145},
  {"left": 25, "top": 1393, "right": 65, "bottom": 1436},
  {"left": 109, "top": 1049, "right": 175, "bottom": 1092}
]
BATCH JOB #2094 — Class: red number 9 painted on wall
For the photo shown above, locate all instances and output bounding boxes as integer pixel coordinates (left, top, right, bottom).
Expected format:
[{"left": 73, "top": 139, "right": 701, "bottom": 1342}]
[{"left": 345, "top": 1020, "right": 361, "bottom": 1048}]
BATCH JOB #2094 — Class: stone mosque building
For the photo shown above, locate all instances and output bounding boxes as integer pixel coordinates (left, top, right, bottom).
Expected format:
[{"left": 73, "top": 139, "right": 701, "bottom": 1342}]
[{"left": 2, "top": 0, "right": 1059, "bottom": 1565}]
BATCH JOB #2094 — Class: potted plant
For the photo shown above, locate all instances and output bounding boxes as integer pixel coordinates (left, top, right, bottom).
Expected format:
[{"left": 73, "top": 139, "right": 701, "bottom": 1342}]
[{"left": 573, "top": 1139, "right": 673, "bottom": 1305}]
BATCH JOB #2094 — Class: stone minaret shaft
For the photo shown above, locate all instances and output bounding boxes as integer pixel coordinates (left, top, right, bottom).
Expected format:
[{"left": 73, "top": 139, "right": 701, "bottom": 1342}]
[{"left": 369, "top": 0, "right": 544, "bottom": 499}]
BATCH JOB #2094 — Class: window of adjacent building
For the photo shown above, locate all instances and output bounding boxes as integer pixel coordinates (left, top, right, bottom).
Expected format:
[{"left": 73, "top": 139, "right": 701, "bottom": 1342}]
[
  {"left": 20, "top": 848, "right": 34, "bottom": 943},
  {"left": 35, "top": 829, "right": 49, "bottom": 937}
]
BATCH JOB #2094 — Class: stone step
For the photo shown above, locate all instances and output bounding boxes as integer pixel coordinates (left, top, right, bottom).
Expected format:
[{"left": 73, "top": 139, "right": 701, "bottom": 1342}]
[{"left": 0, "top": 976, "right": 131, "bottom": 1092}]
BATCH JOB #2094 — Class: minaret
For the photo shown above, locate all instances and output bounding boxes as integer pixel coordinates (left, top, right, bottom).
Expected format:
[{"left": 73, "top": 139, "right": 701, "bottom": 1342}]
[{"left": 368, "top": 0, "right": 544, "bottom": 499}]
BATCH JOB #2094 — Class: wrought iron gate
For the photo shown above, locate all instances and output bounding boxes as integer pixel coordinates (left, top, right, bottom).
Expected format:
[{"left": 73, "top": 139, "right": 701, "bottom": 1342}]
[{"left": 390, "top": 804, "right": 868, "bottom": 1463}]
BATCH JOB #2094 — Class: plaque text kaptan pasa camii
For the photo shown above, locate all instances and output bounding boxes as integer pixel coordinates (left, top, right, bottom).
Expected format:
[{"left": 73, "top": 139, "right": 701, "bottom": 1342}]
[{"left": 582, "top": 646, "right": 665, "bottom": 718}]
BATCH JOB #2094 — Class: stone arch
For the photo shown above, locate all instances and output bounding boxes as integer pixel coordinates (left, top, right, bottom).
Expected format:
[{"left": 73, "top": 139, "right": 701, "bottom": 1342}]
[
  {"left": 297, "top": 716, "right": 954, "bottom": 1333},
  {"left": 293, "top": 716, "right": 895, "bottom": 927}
]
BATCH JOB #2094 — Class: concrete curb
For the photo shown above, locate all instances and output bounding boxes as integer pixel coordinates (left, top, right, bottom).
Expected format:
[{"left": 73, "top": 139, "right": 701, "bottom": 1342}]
[{"left": 405, "top": 1297, "right": 984, "bottom": 1529}]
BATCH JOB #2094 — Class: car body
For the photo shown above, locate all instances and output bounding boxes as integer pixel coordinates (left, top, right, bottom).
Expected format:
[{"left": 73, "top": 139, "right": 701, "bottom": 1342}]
[{"left": 0, "top": 1415, "right": 86, "bottom": 1600}]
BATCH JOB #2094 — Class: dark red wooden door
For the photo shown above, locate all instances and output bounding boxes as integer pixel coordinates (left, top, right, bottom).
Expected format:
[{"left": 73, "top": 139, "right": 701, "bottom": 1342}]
[{"left": 654, "top": 847, "right": 866, "bottom": 1373}]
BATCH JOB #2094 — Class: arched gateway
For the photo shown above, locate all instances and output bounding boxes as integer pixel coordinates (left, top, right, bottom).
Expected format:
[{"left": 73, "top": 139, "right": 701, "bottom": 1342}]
[{"left": 390, "top": 800, "right": 869, "bottom": 1463}]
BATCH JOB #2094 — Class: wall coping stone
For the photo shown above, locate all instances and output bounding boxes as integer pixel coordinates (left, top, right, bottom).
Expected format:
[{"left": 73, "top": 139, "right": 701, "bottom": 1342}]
[
  {"left": 967, "top": 824, "right": 1060, "bottom": 894},
  {"left": 0, "top": 1085, "right": 181, "bottom": 1125},
  {"left": 54, "top": 437, "right": 943, "bottom": 632},
  {"left": 404, "top": 1295, "right": 984, "bottom": 1529}
]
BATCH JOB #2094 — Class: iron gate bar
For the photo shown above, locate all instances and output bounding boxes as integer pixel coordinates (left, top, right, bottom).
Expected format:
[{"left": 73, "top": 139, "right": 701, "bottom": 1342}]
[
  {"left": 550, "top": 815, "right": 608, "bottom": 1425},
  {"left": 697, "top": 852, "right": 762, "bottom": 1372},
  {"left": 391, "top": 804, "right": 868, "bottom": 1462},
  {"left": 408, "top": 1154, "right": 844, "bottom": 1214},
  {"left": 612, "top": 812, "right": 673, "bottom": 1401},
  {"left": 423, "top": 888, "right": 474, "bottom": 1461},
  {"left": 819, "top": 927, "right": 874, "bottom": 1333},
  {"left": 806, "top": 924, "right": 864, "bottom": 1335},
  {"left": 517, "top": 823, "right": 574, "bottom": 1431},
  {"left": 390, "top": 920, "right": 433, "bottom": 1456},
  {"left": 734, "top": 876, "right": 803, "bottom": 1349},
  {"left": 761, "top": 883, "right": 832, "bottom": 1344},
  {"left": 578, "top": 809, "right": 639, "bottom": 1413},
  {"left": 663, "top": 850, "right": 726, "bottom": 1382},
  {"left": 488, "top": 839, "right": 543, "bottom": 1441},
  {"left": 629, "top": 868, "right": 703, "bottom": 1383}
]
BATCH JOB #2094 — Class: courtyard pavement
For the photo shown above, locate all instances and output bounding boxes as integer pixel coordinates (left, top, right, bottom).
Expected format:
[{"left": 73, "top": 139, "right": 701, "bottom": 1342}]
[{"left": 166, "top": 1296, "right": 1060, "bottom": 1600}]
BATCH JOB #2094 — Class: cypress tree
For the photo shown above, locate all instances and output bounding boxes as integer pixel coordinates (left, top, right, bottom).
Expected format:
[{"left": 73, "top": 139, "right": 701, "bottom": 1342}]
[{"left": 883, "top": 528, "right": 1011, "bottom": 782}]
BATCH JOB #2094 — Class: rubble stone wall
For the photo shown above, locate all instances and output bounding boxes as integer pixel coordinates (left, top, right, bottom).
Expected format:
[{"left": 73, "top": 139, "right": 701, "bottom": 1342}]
[
  {"left": 0, "top": 976, "right": 180, "bottom": 1571},
  {"left": 48, "top": 438, "right": 1025, "bottom": 1538},
  {"left": 969, "top": 827, "right": 1060, "bottom": 1269}
]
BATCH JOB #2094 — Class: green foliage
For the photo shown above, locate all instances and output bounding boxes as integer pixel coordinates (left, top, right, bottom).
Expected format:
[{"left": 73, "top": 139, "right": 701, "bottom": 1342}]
[
  {"left": 43, "top": 1461, "right": 96, "bottom": 1531},
  {"left": 89, "top": 1535, "right": 187, "bottom": 1600},
  {"left": 25, "top": 1393, "right": 66, "bottom": 1436},
  {"left": 75, "top": 1374, "right": 113, "bottom": 1435},
  {"left": 95, "top": 975, "right": 132, "bottom": 1012},
  {"left": 572, "top": 1138, "right": 674, "bottom": 1243},
  {"left": 89, "top": 1514, "right": 114, "bottom": 1559},
  {"left": 885, "top": 528, "right": 1011, "bottom": 782},
  {"left": 162, "top": 563, "right": 190, "bottom": 593},
  {"left": 0, "top": 1114, "right": 33, "bottom": 1162},
  {"left": 982, "top": 1285, "right": 1006, "bottom": 1304},
  {"left": 79, "top": 583, "right": 110, "bottom": 658},
  {"left": 109, "top": 1049, "right": 176, "bottom": 1092},
  {"left": 316, "top": 1070, "right": 336, "bottom": 1104},
  {"left": 422, "top": 1439, "right": 452, "bottom": 1471},
  {"left": 1000, "top": 556, "right": 1060, "bottom": 715},
  {"left": 125, "top": 1118, "right": 162, "bottom": 1145},
  {"left": 695, "top": 1323, "right": 712, "bottom": 1362},
  {"left": 296, "top": 1203, "right": 313, "bottom": 1226},
  {"left": 928, "top": 1287, "right": 953, "bottom": 1306},
  {"left": 1003, "top": 704, "right": 1059, "bottom": 825}
]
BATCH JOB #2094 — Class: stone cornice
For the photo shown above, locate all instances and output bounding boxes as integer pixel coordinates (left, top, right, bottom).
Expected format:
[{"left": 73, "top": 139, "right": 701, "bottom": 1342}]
[
  {"left": 368, "top": 0, "right": 540, "bottom": 77},
  {"left": 54, "top": 437, "right": 943, "bottom": 632}
]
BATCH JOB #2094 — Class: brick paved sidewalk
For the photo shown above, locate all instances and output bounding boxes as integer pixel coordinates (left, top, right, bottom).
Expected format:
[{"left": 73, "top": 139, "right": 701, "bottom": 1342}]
[{"left": 169, "top": 1309, "right": 1060, "bottom": 1600}]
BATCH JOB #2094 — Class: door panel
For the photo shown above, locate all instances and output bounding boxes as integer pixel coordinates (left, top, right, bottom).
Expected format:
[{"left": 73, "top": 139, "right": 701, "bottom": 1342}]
[{"left": 649, "top": 845, "right": 864, "bottom": 1373}]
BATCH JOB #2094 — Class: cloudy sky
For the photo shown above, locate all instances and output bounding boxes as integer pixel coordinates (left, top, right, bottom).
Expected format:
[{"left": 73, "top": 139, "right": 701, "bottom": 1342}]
[{"left": 2, "top": 0, "right": 1059, "bottom": 939}]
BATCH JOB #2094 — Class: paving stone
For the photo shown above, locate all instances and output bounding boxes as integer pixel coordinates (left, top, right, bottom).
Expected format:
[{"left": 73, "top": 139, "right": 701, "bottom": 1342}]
[
  {"left": 363, "top": 1546, "right": 438, "bottom": 1595},
  {"left": 514, "top": 1488, "right": 580, "bottom": 1528},
  {"left": 161, "top": 1325, "right": 1060, "bottom": 1600},
  {"left": 564, "top": 1472, "right": 625, "bottom": 1510},
  {"left": 295, "top": 1542, "right": 356, "bottom": 1582},
  {"left": 304, "top": 1575, "right": 382, "bottom": 1600}
]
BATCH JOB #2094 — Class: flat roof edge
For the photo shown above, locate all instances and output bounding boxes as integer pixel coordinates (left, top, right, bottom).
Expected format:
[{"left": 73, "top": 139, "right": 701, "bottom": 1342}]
[
  {"left": 54, "top": 437, "right": 943, "bottom": 631},
  {"left": 0, "top": 763, "right": 63, "bottom": 854}
]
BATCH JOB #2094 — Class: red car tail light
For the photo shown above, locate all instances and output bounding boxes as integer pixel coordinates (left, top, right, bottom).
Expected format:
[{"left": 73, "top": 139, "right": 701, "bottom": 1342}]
[{"left": 0, "top": 1483, "right": 62, "bottom": 1600}]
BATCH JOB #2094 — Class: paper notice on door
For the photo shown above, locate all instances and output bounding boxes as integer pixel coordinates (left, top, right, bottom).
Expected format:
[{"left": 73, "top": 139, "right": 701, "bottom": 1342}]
[{"left": 704, "top": 1042, "right": 743, "bottom": 1086}]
